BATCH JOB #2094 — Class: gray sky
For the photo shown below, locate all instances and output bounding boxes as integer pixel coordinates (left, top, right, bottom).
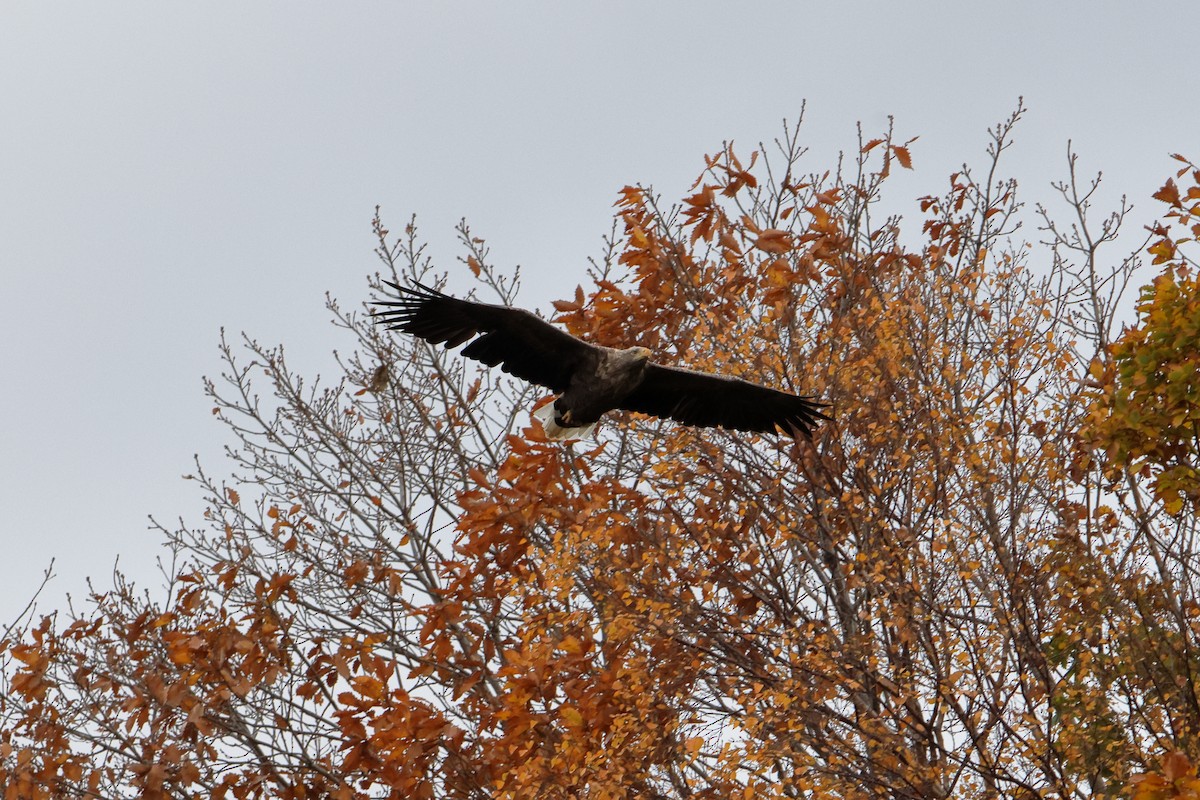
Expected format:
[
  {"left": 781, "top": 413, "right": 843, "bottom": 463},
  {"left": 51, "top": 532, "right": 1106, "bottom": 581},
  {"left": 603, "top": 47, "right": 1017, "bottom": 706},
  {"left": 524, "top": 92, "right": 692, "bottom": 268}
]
[{"left": 2, "top": 2, "right": 1195, "bottom": 623}]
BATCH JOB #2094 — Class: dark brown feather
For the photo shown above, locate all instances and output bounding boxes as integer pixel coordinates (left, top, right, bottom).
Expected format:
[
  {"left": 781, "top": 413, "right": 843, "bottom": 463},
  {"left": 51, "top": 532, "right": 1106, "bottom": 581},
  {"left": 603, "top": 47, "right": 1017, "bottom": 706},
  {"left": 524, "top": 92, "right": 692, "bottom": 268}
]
[
  {"left": 619, "top": 363, "right": 829, "bottom": 438},
  {"left": 372, "top": 282, "right": 593, "bottom": 392}
]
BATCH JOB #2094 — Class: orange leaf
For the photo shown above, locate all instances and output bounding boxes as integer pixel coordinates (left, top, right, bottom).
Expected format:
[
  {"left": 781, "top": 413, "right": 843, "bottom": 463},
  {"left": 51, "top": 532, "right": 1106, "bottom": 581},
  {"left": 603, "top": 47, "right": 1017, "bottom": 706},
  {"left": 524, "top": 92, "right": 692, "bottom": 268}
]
[
  {"left": 1154, "top": 179, "right": 1182, "bottom": 207},
  {"left": 551, "top": 285, "right": 587, "bottom": 314},
  {"left": 755, "top": 229, "right": 793, "bottom": 255},
  {"left": 351, "top": 675, "right": 385, "bottom": 700},
  {"left": 616, "top": 185, "right": 644, "bottom": 207},
  {"left": 1163, "top": 750, "right": 1195, "bottom": 781},
  {"left": 1149, "top": 239, "right": 1176, "bottom": 265},
  {"left": 719, "top": 230, "right": 742, "bottom": 254},
  {"left": 560, "top": 705, "right": 585, "bottom": 728}
]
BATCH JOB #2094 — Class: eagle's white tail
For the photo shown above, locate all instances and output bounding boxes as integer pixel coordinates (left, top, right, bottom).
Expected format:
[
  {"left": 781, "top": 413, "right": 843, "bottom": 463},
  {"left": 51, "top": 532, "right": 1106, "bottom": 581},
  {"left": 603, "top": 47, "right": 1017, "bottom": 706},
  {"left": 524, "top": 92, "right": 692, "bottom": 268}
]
[{"left": 533, "top": 402, "right": 597, "bottom": 441}]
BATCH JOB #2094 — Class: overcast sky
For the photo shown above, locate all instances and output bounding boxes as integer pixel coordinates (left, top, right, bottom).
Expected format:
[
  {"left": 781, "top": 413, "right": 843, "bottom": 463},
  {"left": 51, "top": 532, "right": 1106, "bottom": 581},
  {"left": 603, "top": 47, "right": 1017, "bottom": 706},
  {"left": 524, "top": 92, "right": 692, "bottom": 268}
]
[{"left": 2, "top": 2, "right": 1196, "bottom": 624}]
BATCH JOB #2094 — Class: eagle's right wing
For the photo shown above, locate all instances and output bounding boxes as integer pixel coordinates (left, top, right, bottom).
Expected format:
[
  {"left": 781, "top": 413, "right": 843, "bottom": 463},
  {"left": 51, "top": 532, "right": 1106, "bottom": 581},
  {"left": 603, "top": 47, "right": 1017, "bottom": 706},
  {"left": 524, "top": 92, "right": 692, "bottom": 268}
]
[{"left": 373, "top": 282, "right": 593, "bottom": 393}]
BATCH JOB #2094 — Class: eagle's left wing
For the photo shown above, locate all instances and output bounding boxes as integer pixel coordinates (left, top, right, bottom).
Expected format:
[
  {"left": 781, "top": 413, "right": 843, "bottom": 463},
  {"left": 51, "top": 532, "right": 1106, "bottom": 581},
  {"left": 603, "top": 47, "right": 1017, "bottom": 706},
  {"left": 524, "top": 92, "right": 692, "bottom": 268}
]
[{"left": 618, "top": 363, "right": 829, "bottom": 438}]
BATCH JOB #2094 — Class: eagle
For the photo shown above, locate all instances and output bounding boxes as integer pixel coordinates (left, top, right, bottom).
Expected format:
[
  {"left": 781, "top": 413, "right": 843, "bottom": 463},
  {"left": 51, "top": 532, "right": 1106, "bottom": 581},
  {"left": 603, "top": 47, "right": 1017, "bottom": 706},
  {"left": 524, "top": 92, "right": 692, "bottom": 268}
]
[{"left": 373, "top": 281, "right": 828, "bottom": 440}]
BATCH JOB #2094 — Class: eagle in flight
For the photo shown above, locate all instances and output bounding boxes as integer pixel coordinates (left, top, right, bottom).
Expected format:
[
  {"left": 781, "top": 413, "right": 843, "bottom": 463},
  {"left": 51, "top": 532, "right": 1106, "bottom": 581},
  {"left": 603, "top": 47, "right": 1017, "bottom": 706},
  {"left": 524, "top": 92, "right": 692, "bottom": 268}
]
[{"left": 373, "top": 282, "right": 828, "bottom": 440}]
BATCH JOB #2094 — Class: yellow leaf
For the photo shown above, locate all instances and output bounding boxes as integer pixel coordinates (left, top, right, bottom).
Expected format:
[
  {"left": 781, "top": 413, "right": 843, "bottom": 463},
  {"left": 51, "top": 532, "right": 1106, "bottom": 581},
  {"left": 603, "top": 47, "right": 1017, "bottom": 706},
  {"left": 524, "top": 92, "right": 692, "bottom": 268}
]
[
  {"left": 351, "top": 675, "right": 385, "bottom": 700},
  {"left": 1149, "top": 239, "right": 1176, "bottom": 264}
]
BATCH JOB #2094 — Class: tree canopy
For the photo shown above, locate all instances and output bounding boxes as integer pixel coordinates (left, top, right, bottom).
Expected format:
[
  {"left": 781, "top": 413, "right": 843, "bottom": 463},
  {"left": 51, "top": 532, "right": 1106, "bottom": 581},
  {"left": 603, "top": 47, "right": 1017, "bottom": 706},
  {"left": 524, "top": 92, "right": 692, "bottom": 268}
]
[{"left": 3, "top": 109, "right": 1199, "bottom": 800}]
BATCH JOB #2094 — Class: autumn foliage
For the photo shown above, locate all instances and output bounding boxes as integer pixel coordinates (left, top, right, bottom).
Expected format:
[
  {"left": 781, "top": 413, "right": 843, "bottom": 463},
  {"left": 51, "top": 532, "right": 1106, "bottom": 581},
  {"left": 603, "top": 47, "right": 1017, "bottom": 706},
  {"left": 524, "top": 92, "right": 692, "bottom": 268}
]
[
  {"left": 2, "top": 110, "right": 1199, "bottom": 799},
  {"left": 1084, "top": 155, "right": 1200, "bottom": 516}
]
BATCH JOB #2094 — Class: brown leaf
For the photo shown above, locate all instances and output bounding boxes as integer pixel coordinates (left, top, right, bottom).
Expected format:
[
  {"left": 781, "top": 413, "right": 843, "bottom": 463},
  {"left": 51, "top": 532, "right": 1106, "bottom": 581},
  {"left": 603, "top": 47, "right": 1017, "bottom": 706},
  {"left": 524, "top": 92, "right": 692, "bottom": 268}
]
[
  {"left": 1164, "top": 750, "right": 1195, "bottom": 781},
  {"left": 754, "top": 229, "right": 793, "bottom": 255},
  {"left": 1154, "top": 178, "right": 1182, "bottom": 207}
]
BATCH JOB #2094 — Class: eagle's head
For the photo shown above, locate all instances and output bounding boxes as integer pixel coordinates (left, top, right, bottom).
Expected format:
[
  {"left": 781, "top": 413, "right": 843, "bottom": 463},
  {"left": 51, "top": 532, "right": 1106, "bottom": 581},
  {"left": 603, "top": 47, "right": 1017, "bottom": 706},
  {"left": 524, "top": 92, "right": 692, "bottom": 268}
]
[
  {"left": 611, "top": 346, "right": 652, "bottom": 380},
  {"left": 624, "top": 346, "right": 652, "bottom": 363}
]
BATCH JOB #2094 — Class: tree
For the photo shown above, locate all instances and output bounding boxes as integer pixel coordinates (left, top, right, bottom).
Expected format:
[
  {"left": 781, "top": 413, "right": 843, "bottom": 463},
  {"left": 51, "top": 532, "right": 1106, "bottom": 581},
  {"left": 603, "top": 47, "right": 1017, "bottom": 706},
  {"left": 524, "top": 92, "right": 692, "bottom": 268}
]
[
  {"left": 1085, "top": 155, "right": 1200, "bottom": 515},
  {"left": 1080, "top": 157, "right": 1200, "bottom": 799},
  {"left": 2, "top": 108, "right": 1196, "bottom": 799}
]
